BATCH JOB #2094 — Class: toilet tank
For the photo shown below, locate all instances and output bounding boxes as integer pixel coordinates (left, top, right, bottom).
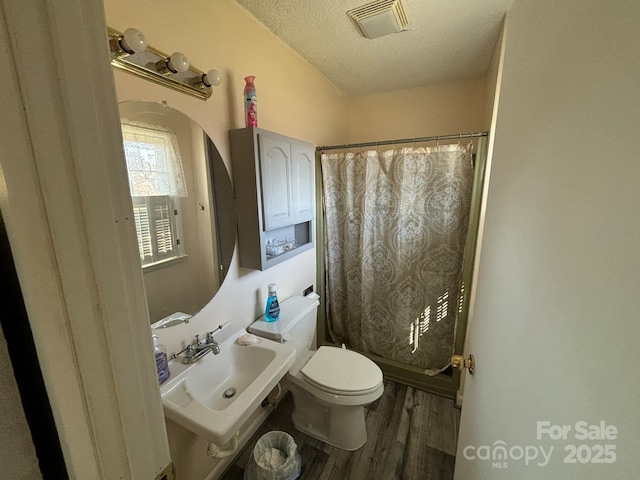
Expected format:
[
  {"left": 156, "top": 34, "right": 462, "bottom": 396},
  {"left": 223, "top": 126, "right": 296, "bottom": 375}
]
[{"left": 248, "top": 293, "right": 319, "bottom": 371}]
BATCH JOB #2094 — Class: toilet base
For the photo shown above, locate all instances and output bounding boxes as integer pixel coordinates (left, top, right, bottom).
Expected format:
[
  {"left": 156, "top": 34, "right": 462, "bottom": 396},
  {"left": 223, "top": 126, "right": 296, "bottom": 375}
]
[{"left": 289, "top": 383, "right": 368, "bottom": 451}]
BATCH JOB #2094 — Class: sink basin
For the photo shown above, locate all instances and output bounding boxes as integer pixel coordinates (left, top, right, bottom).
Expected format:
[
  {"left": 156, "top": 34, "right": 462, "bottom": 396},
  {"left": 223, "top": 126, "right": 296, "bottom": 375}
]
[{"left": 160, "top": 326, "right": 295, "bottom": 445}]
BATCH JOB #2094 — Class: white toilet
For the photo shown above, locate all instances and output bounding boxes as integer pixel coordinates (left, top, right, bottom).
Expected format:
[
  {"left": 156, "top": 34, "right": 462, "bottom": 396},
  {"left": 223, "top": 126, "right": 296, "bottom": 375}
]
[{"left": 248, "top": 293, "right": 384, "bottom": 451}]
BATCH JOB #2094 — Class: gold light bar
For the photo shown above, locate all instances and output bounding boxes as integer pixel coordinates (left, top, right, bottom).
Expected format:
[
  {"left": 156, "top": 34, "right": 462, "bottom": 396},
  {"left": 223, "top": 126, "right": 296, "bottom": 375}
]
[{"left": 108, "top": 27, "right": 220, "bottom": 101}]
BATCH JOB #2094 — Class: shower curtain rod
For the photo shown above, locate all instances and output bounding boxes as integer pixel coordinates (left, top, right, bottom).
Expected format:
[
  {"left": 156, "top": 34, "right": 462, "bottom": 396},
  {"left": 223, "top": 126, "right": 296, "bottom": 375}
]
[{"left": 316, "top": 131, "right": 489, "bottom": 152}]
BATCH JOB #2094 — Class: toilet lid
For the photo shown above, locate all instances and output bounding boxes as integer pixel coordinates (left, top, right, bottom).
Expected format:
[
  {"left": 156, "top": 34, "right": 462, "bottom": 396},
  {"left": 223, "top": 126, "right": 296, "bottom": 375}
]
[{"left": 301, "top": 346, "right": 383, "bottom": 394}]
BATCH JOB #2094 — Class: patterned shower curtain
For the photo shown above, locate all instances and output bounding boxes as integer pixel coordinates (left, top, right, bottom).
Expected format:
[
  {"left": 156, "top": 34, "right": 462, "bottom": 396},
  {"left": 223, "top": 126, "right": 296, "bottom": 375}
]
[{"left": 321, "top": 144, "right": 474, "bottom": 374}]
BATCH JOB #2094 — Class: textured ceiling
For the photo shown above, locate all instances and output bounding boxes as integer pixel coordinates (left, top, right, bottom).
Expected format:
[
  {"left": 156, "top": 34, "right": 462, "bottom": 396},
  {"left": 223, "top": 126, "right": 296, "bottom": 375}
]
[{"left": 236, "top": 0, "right": 514, "bottom": 97}]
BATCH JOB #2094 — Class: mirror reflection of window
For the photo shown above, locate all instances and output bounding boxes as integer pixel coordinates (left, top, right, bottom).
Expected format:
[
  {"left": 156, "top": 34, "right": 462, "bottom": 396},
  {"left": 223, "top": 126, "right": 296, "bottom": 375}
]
[
  {"left": 132, "top": 195, "right": 183, "bottom": 264},
  {"left": 118, "top": 100, "right": 237, "bottom": 324},
  {"left": 121, "top": 120, "right": 188, "bottom": 267}
]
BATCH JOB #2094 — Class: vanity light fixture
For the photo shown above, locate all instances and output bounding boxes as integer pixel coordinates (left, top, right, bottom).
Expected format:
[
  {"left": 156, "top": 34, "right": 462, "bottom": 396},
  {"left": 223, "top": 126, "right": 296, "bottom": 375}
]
[
  {"left": 108, "top": 27, "right": 221, "bottom": 100},
  {"left": 202, "top": 69, "right": 223, "bottom": 87},
  {"left": 118, "top": 28, "right": 148, "bottom": 55},
  {"left": 156, "top": 51, "right": 190, "bottom": 74}
]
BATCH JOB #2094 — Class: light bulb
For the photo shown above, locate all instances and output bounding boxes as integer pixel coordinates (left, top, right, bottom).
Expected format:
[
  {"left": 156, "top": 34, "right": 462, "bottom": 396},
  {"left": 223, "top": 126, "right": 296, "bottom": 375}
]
[
  {"left": 120, "top": 28, "right": 147, "bottom": 54},
  {"left": 203, "top": 69, "right": 222, "bottom": 87},
  {"left": 167, "top": 52, "right": 189, "bottom": 73}
]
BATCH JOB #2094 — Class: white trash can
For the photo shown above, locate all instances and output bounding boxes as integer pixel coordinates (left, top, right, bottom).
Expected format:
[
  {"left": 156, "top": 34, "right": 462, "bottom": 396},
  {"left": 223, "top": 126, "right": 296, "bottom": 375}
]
[{"left": 244, "top": 431, "right": 301, "bottom": 480}]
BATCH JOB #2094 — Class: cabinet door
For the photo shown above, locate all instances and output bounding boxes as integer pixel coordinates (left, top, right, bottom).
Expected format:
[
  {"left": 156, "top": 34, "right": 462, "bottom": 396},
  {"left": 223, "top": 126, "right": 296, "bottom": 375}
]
[
  {"left": 291, "top": 141, "right": 315, "bottom": 223},
  {"left": 259, "top": 133, "right": 293, "bottom": 231}
]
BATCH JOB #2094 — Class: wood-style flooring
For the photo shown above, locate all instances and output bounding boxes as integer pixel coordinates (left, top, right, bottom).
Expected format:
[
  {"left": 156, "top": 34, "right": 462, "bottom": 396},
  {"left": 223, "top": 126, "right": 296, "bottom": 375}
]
[{"left": 221, "top": 379, "right": 460, "bottom": 480}]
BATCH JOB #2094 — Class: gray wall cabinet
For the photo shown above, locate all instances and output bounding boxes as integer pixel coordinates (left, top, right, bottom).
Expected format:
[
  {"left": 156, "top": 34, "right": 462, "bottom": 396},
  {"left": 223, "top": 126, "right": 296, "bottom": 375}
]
[{"left": 229, "top": 127, "right": 315, "bottom": 270}]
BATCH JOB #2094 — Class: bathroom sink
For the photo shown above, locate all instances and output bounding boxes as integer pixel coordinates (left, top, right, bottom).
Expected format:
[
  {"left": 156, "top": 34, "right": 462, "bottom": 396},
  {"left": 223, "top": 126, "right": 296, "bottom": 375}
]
[{"left": 160, "top": 326, "right": 295, "bottom": 445}]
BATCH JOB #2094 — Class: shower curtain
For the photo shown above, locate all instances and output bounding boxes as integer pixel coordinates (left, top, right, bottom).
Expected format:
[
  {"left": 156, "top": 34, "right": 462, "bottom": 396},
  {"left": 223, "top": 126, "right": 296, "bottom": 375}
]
[{"left": 321, "top": 144, "right": 474, "bottom": 374}]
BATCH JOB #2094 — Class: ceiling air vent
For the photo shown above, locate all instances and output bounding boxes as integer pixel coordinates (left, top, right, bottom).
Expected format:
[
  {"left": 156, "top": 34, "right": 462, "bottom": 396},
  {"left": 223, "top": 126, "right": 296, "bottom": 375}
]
[{"left": 347, "top": 0, "right": 409, "bottom": 39}]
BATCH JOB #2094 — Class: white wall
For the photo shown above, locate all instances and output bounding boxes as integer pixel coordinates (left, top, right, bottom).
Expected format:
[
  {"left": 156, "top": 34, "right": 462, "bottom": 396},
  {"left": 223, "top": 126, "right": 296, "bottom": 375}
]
[
  {"left": 348, "top": 77, "right": 485, "bottom": 143},
  {"left": 104, "top": 0, "right": 350, "bottom": 358},
  {"left": 455, "top": 0, "right": 640, "bottom": 478},
  {"left": 104, "top": 1, "right": 350, "bottom": 478},
  {"left": 480, "top": 23, "right": 504, "bottom": 131}
]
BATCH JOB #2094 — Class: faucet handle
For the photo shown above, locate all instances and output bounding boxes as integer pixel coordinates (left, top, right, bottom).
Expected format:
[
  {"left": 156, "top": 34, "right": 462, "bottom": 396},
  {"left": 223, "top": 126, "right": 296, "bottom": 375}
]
[
  {"left": 205, "top": 331, "right": 217, "bottom": 345},
  {"left": 194, "top": 334, "right": 202, "bottom": 345},
  {"left": 184, "top": 344, "right": 196, "bottom": 359}
]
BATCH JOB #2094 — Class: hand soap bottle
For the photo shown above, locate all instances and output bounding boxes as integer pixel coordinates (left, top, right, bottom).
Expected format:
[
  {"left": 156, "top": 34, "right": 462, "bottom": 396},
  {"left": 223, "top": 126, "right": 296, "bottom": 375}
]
[
  {"left": 153, "top": 335, "right": 170, "bottom": 385},
  {"left": 264, "top": 283, "right": 280, "bottom": 322}
]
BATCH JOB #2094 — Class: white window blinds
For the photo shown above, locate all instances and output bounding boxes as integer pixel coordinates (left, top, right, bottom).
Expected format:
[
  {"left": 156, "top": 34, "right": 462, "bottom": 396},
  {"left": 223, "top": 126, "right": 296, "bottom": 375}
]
[{"left": 132, "top": 196, "right": 179, "bottom": 264}]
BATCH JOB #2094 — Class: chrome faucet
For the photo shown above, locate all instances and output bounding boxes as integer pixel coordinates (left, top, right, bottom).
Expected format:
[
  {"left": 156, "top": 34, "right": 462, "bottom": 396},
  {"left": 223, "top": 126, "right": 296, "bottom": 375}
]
[
  {"left": 205, "top": 331, "right": 221, "bottom": 355},
  {"left": 175, "top": 331, "right": 221, "bottom": 364}
]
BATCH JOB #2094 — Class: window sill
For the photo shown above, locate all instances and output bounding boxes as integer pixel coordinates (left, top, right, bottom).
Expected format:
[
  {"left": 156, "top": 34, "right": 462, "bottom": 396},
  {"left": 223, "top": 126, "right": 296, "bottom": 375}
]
[{"left": 142, "top": 254, "right": 188, "bottom": 272}]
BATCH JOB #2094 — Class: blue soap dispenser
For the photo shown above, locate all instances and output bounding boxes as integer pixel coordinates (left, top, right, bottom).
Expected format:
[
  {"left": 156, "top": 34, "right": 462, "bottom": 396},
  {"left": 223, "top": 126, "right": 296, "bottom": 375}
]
[
  {"left": 153, "top": 335, "right": 170, "bottom": 385},
  {"left": 265, "top": 283, "right": 280, "bottom": 322}
]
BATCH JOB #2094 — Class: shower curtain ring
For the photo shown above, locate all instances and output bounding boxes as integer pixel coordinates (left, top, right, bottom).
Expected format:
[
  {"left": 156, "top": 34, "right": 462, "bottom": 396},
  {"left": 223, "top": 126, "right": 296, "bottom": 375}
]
[{"left": 458, "top": 133, "right": 462, "bottom": 146}]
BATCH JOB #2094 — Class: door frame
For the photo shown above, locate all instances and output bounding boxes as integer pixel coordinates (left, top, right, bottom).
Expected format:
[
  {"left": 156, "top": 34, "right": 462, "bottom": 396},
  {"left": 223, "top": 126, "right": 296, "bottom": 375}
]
[{"left": 0, "top": 0, "right": 171, "bottom": 477}]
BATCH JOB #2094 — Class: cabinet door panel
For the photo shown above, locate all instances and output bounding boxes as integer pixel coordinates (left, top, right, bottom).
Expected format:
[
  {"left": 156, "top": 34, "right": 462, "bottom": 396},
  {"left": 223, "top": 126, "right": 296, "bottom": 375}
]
[
  {"left": 291, "top": 142, "right": 315, "bottom": 223},
  {"left": 259, "top": 134, "right": 293, "bottom": 230}
]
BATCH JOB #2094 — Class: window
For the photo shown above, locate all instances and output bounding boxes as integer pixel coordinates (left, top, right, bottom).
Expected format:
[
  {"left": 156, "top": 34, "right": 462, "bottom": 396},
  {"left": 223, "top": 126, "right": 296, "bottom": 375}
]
[
  {"left": 132, "top": 196, "right": 183, "bottom": 265},
  {"left": 121, "top": 121, "right": 188, "bottom": 267}
]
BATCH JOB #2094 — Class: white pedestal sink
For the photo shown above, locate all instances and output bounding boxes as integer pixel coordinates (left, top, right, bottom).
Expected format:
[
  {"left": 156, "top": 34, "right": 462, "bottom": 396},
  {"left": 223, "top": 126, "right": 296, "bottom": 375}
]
[{"left": 160, "top": 326, "right": 295, "bottom": 446}]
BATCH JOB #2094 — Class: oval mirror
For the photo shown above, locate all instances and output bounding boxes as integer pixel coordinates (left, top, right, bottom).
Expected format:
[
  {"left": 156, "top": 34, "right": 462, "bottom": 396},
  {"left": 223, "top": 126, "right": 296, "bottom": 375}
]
[{"left": 118, "top": 101, "right": 236, "bottom": 324}]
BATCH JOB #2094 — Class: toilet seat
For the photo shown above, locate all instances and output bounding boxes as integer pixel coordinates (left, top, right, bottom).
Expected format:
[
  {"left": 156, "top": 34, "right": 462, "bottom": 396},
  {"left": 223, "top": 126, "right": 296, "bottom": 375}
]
[{"left": 301, "top": 346, "right": 383, "bottom": 396}]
